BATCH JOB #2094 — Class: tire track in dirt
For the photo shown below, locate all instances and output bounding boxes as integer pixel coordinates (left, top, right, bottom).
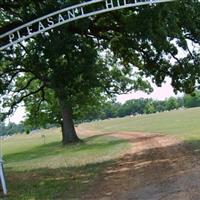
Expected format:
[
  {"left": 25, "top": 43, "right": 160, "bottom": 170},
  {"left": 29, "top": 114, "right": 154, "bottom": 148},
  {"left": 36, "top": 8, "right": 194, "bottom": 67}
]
[
  {"left": 78, "top": 129, "right": 200, "bottom": 200},
  {"left": 120, "top": 133, "right": 200, "bottom": 200}
]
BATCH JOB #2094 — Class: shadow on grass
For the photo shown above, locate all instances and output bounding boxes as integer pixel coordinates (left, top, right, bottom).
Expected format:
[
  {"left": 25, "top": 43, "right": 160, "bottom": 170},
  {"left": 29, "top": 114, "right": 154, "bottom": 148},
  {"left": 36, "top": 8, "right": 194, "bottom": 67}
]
[
  {"left": 185, "top": 139, "right": 200, "bottom": 153},
  {"left": 4, "top": 135, "right": 127, "bottom": 163},
  {"left": 4, "top": 135, "right": 200, "bottom": 200},
  {"left": 5, "top": 161, "right": 113, "bottom": 200}
]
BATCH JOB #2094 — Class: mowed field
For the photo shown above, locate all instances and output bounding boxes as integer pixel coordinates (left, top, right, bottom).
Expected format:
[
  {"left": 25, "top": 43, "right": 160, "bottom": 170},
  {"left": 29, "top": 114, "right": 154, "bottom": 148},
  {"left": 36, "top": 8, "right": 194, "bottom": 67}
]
[
  {"left": 2, "top": 107, "right": 200, "bottom": 199},
  {"left": 3, "top": 129, "right": 129, "bottom": 199},
  {"left": 80, "top": 107, "right": 200, "bottom": 148}
]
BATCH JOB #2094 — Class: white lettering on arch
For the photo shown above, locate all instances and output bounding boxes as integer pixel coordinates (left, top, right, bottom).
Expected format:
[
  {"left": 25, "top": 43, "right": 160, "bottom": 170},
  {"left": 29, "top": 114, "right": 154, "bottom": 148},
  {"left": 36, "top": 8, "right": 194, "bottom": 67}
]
[
  {"left": 68, "top": 9, "right": 76, "bottom": 19},
  {"left": 0, "top": 0, "right": 174, "bottom": 51},
  {"left": 8, "top": 34, "right": 15, "bottom": 43},
  {"left": 58, "top": 14, "right": 65, "bottom": 23},
  {"left": 105, "top": 0, "right": 114, "bottom": 9},
  {"left": 47, "top": 17, "right": 55, "bottom": 27},
  {"left": 38, "top": 22, "right": 45, "bottom": 31}
]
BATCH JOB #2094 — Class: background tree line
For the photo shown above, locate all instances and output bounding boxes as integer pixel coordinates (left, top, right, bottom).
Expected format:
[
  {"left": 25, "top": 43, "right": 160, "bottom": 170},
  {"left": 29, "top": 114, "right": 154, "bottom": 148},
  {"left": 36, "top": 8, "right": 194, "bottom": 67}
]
[
  {"left": 0, "top": 122, "right": 24, "bottom": 136},
  {"left": 1, "top": 90, "right": 200, "bottom": 136},
  {"left": 79, "top": 91, "right": 200, "bottom": 121}
]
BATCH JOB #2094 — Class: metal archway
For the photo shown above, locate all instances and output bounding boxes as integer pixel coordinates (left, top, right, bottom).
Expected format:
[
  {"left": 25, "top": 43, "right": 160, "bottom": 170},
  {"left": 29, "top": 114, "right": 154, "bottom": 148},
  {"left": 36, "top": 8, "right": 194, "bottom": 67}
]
[{"left": 0, "top": 0, "right": 174, "bottom": 51}]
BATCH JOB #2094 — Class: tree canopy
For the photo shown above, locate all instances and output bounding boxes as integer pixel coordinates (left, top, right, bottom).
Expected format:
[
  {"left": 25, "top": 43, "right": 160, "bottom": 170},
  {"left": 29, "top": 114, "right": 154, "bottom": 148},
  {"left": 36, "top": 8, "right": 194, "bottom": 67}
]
[{"left": 1, "top": 0, "right": 200, "bottom": 144}]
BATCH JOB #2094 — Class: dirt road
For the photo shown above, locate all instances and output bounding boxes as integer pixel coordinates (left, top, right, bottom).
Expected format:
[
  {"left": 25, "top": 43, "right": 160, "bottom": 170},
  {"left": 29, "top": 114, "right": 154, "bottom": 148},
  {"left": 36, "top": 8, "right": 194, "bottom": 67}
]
[{"left": 79, "top": 130, "right": 200, "bottom": 200}]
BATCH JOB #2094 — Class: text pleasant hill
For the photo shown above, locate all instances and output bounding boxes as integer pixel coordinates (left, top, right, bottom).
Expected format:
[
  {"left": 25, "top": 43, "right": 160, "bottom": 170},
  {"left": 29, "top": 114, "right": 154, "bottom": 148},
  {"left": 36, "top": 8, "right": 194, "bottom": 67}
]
[{"left": 8, "top": 0, "right": 156, "bottom": 44}]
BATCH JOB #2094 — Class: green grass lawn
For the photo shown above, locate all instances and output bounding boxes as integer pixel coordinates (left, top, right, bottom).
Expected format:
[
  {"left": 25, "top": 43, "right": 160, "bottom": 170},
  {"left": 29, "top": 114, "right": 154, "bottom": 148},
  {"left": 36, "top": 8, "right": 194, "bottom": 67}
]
[
  {"left": 2, "top": 129, "right": 129, "bottom": 199},
  {"left": 3, "top": 107, "right": 200, "bottom": 199},
  {"left": 80, "top": 107, "right": 200, "bottom": 151},
  {"left": 81, "top": 107, "right": 200, "bottom": 140}
]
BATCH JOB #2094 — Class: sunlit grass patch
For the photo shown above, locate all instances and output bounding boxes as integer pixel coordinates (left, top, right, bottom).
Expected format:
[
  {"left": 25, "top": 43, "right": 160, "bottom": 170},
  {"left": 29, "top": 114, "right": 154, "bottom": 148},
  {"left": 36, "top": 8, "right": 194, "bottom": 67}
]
[
  {"left": 4, "top": 135, "right": 129, "bottom": 171},
  {"left": 80, "top": 107, "right": 200, "bottom": 143},
  {"left": 2, "top": 132, "right": 130, "bottom": 199}
]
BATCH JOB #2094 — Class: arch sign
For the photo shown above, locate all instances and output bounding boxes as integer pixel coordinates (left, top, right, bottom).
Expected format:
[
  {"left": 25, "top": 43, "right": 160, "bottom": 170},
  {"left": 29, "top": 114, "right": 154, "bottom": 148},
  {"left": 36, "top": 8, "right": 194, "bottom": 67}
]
[{"left": 0, "top": 0, "right": 173, "bottom": 51}]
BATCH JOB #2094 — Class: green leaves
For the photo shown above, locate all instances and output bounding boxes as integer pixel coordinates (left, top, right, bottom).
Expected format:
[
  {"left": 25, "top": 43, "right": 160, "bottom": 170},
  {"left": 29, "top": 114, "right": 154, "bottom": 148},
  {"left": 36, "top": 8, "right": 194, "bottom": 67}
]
[{"left": 1, "top": 0, "right": 200, "bottom": 126}]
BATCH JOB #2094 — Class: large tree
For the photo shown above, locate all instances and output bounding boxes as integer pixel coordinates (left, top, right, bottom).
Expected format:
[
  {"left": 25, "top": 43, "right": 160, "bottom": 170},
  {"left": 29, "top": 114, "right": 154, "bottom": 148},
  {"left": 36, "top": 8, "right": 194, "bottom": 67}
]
[{"left": 1, "top": 0, "right": 200, "bottom": 144}]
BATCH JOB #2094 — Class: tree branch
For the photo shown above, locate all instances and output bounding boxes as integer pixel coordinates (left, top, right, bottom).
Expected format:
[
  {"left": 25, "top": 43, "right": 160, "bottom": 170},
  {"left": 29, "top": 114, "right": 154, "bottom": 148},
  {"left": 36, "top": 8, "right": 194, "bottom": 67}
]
[
  {"left": 13, "top": 77, "right": 37, "bottom": 93},
  {"left": 4, "top": 85, "right": 45, "bottom": 119}
]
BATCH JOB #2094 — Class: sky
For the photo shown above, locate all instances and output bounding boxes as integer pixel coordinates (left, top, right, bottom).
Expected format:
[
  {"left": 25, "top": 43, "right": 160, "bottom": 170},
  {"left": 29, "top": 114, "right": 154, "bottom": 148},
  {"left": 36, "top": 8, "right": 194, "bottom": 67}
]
[
  {"left": 9, "top": 107, "right": 25, "bottom": 124},
  {"left": 9, "top": 77, "right": 182, "bottom": 124},
  {"left": 117, "top": 78, "right": 183, "bottom": 103}
]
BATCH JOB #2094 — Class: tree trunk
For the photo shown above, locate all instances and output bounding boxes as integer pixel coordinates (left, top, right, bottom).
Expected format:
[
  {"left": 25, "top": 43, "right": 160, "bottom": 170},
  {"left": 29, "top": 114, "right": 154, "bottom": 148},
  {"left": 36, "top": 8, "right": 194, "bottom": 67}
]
[{"left": 58, "top": 98, "right": 80, "bottom": 145}]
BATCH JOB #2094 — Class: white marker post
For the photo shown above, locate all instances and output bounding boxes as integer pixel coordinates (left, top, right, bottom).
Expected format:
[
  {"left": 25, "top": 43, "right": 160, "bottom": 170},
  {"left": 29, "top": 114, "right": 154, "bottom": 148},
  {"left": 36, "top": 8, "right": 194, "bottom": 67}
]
[
  {"left": 0, "top": 136, "right": 3, "bottom": 159},
  {"left": 0, "top": 159, "right": 7, "bottom": 195},
  {"left": 0, "top": 136, "right": 7, "bottom": 195}
]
